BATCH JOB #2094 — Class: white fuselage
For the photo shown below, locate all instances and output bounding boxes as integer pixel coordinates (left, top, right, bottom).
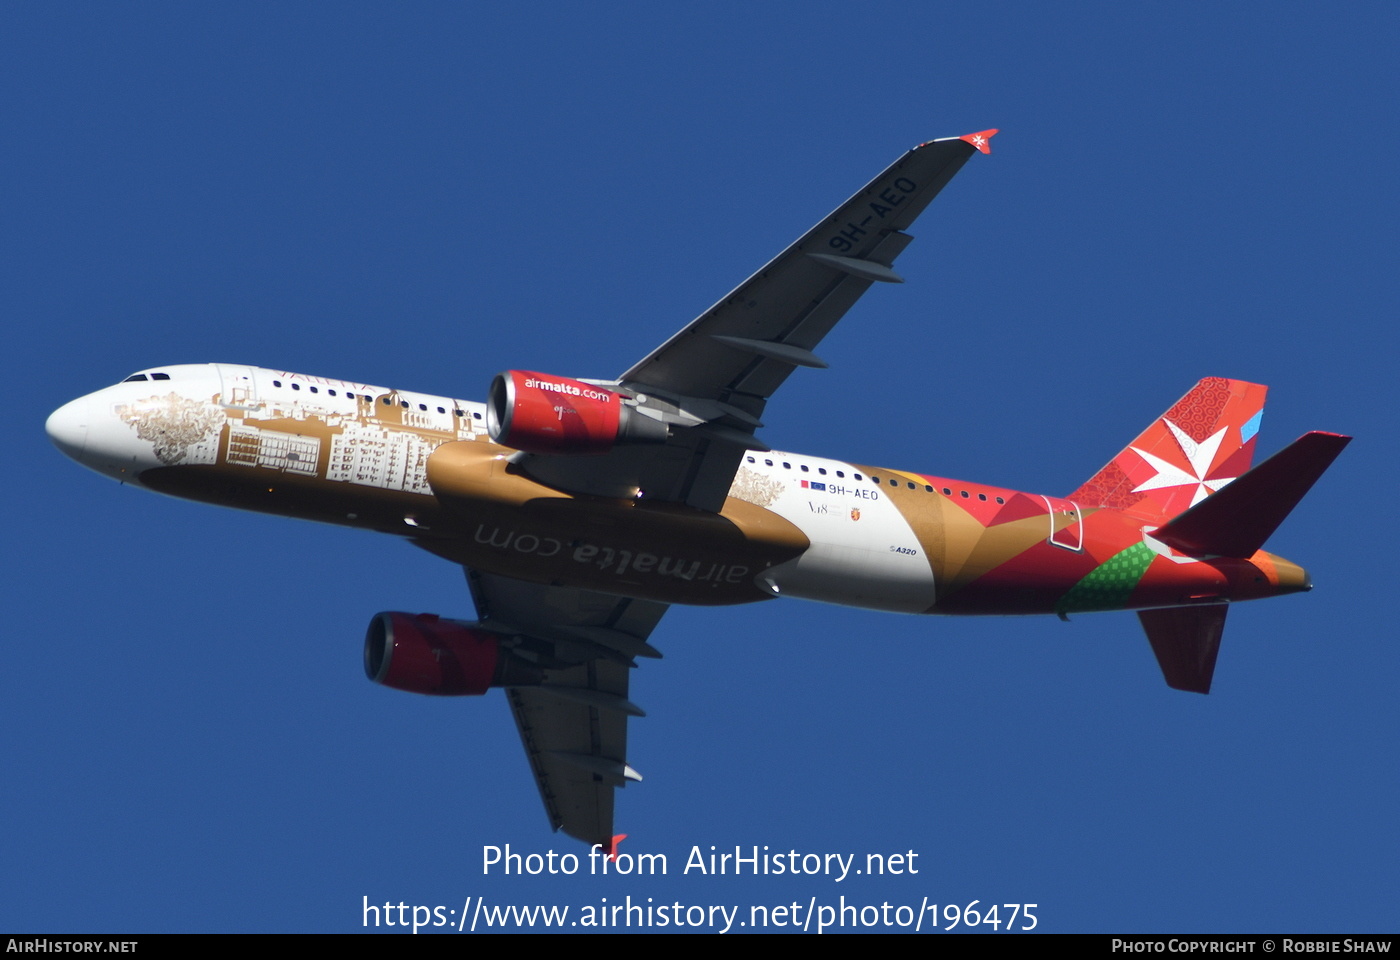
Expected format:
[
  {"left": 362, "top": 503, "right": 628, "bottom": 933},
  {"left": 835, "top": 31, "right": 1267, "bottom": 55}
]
[{"left": 47, "top": 363, "right": 939, "bottom": 612}]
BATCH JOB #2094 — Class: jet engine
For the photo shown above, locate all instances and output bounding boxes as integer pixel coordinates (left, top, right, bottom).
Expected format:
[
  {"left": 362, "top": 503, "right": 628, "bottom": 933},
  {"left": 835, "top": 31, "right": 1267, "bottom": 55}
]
[
  {"left": 364, "top": 611, "right": 539, "bottom": 696},
  {"left": 487, "top": 370, "right": 667, "bottom": 455}
]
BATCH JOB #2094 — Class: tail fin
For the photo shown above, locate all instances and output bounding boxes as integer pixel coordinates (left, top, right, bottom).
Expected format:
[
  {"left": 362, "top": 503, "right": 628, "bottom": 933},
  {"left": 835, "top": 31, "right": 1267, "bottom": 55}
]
[
  {"left": 1070, "top": 378, "right": 1268, "bottom": 523},
  {"left": 1152, "top": 431, "right": 1351, "bottom": 558}
]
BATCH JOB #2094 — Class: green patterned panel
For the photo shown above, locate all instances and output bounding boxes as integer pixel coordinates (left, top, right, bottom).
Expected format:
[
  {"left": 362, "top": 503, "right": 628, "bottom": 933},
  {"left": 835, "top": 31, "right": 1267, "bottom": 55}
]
[{"left": 1056, "top": 542, "right": 1156, "bottom": 615}]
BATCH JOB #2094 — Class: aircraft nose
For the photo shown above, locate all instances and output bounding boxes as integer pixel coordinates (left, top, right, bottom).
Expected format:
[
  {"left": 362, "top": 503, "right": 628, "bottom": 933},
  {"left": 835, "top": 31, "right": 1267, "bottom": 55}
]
[{"left": 46, "top": 396, "right": 91, "bottom": 462}]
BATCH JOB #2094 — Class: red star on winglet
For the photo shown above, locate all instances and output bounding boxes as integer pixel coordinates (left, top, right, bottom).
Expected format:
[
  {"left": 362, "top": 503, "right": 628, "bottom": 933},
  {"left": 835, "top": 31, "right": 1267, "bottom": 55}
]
[
  {"left": 959, "top": 129, "right": 999, "bottom": 154},
  {"left": 607, "top": 834, "right": 627, "bottom": 861}
]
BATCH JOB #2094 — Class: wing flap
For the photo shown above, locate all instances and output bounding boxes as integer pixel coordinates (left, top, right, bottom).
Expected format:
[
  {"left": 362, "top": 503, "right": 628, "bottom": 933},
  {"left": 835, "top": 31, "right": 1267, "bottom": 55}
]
[
  {"left": 463, "top": 570, "right": 668, "bottom": 847},
  {"left": 509, "top": 659, "right": 634, "bottom": 847}
]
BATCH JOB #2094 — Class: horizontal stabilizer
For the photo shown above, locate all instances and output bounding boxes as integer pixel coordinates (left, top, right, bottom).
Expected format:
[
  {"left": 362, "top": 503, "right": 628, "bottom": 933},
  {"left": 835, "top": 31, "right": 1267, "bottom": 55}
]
[
  {"left": 1153, "top": 432, "right": 1351, "bottom": 558},
  {"left": 1140, "top": 602, "right": 1228, "bottom": 694}
]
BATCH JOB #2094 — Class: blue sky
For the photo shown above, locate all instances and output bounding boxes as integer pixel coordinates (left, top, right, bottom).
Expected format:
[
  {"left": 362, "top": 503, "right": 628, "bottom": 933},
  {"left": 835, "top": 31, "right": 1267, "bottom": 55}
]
[{"left": 5, "top": 2, "right": 1397, "bottom": 933}]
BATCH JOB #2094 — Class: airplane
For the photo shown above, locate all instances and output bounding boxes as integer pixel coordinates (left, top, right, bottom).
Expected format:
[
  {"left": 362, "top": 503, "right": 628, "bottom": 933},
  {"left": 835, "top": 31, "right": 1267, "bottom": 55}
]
[{"left": 46, "top": 130, "right": 1350, "bottom": 854}]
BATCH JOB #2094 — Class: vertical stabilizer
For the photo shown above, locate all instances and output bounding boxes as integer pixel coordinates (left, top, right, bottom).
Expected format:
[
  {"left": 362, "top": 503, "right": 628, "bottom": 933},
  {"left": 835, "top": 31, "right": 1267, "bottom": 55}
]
[{"left": 1070, "top": 378, "right": 1268, "bottom": 523}]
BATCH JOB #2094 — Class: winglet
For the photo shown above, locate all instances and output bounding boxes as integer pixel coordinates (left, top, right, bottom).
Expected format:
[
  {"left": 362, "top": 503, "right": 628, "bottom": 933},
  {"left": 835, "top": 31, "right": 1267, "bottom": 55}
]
[
  {"left": 607, "top": 833, "right": 628, "bottom": 861},
  {"left": 959, "top": 129, "right": 999, "bottom": 154}
]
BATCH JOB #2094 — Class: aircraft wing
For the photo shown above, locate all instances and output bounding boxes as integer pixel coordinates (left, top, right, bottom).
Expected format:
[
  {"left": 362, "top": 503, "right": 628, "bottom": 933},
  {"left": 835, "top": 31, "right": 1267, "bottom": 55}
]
[
  {"left": 619, "top": 132, "right": 994, "bottom": 406},
  {"left": 464, "top": 568, "right": 666, "bottom": 848},
  {"left": 515, "top": 132, "right": 995, "bottom": 512}
]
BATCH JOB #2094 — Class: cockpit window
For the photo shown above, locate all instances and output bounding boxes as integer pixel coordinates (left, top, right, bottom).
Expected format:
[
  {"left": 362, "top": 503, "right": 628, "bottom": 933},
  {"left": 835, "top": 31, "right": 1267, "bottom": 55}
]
[
  {"left": 150, "top": 373, "right": 170, "bottom": 380},
  {"left": 122, "top": 374, "right": 149, "bottom": 382}
]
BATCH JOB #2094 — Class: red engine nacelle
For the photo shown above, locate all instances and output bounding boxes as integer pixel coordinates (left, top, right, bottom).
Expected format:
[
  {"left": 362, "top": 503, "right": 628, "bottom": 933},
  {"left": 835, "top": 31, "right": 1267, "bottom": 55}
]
[
  {"left": 364, "top": 612, "right": 501, "bottom": 696},
  {"left": 487, "top": 369, "right": 666, "bottom": 455}
]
